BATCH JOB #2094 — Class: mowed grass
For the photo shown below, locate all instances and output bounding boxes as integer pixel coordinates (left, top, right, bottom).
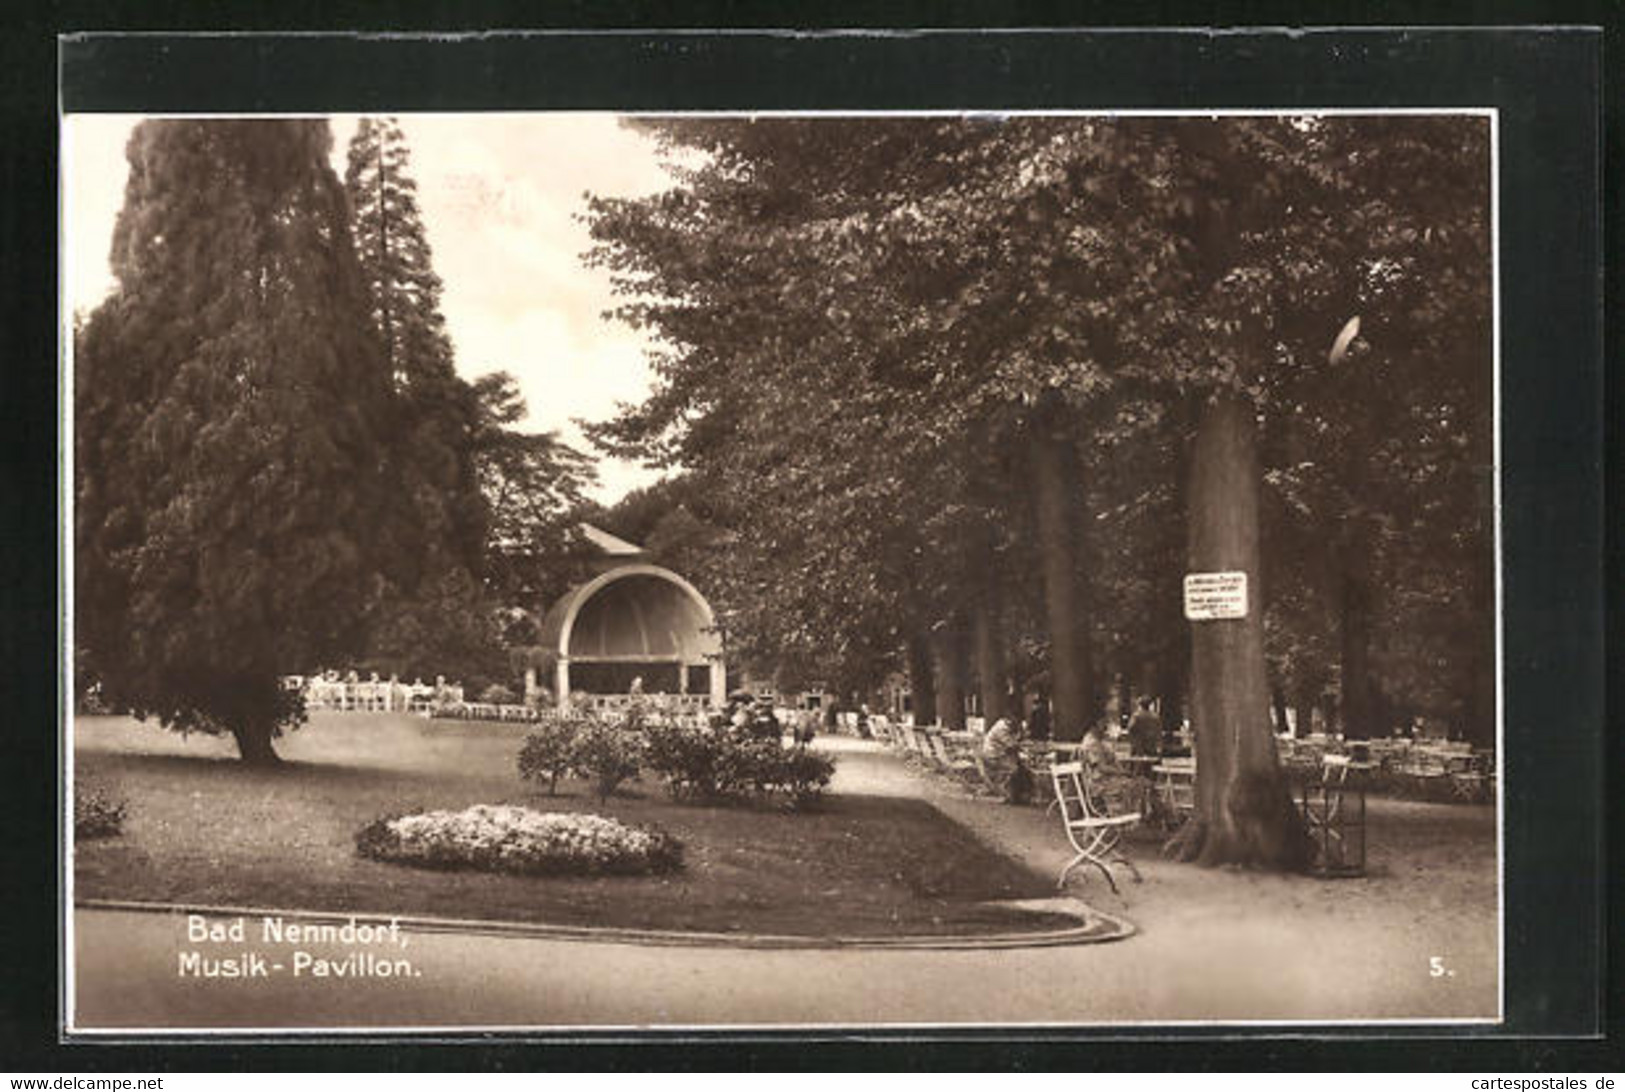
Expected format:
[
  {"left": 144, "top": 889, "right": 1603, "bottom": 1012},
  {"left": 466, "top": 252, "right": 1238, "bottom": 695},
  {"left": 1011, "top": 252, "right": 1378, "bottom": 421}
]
[{"left": 73, "top": 713, "right": 1068, "bottom": 937}]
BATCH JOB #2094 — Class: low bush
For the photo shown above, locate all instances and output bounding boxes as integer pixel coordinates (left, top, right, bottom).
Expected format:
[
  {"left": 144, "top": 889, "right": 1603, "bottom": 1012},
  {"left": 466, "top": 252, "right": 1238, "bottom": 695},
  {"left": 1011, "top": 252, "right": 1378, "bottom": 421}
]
[
  {"left": 643, "top": 721, "right": 836, "bottom": 809},
  {"left": 356, "top": 804, "right": 683, "bottom": 877},
  {"left": 775, "top": 745, "right": 836, "bottom": 808},
  {"left": 75, "top": 787, "right": 127, "bottom": 840},
  {"left": 517, "top": 711, "right": 591, "bottom": 795},
  {"left": 479, "top": 683, "right": 519, "bottom": 705},
  {"left": 571, "top": 716, "right": 645, "bottom": 801},
  {"left": 643, "top": 720, "right": 741, "bottom": 800}
]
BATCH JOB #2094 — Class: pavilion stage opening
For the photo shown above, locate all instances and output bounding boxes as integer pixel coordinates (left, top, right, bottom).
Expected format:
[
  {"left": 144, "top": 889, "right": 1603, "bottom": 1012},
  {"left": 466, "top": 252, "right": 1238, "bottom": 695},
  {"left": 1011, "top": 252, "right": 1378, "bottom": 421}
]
[{"left": 538, "top": 556, "right": 726, "bottom": 714}]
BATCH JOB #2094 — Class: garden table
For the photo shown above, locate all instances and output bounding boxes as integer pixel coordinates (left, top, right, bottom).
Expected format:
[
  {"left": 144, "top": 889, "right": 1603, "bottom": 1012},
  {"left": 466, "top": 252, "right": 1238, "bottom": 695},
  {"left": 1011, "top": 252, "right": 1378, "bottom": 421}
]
[
  {"left": 1300, "top": 756, "right": 1370, "bottom": 876},
  {"left": 1152, "top": 759, "right": 1196, "bottom": 818},
  {"left": 1035, "top": 741, "right": 1086, "bottom": 760}
]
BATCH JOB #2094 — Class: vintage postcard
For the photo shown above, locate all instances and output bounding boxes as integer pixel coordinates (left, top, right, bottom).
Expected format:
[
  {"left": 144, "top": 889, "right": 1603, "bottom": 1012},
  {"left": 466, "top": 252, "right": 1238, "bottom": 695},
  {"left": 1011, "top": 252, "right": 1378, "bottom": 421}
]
[{"left": 57, "top": 30, "right": 1601, "bottom": 1040}]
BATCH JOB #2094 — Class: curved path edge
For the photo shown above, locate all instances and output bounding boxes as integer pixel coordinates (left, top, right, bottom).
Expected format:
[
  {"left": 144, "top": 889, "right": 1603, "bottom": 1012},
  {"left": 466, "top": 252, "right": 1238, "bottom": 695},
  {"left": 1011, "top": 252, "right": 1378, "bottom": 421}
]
[{"left": 77, "top": 896, "right": 1136, "bottom": 951}]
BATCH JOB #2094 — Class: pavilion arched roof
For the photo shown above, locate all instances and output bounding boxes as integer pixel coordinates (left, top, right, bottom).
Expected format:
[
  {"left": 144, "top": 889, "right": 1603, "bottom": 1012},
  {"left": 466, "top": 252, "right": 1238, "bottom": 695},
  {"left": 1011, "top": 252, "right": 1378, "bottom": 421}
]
[{"left": 538, "top": 563, "right": 722, "bottom": 663}]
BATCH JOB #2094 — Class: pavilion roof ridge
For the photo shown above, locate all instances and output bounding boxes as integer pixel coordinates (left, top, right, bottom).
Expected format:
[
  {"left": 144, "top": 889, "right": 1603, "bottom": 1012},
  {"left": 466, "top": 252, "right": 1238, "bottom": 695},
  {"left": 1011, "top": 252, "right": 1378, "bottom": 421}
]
[{"left": 578, "top": 521, "right": 646, "bottom": 557}]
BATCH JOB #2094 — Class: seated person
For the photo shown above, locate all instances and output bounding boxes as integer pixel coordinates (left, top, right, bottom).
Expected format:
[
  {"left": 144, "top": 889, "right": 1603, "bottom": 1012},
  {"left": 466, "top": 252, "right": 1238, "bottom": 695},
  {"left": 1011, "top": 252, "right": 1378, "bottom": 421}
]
[
  {"left": 1079, "top": 727, "right": 1143, "bottom": 817},
  {"left": 749, "top": 698, "right": 781, "bottom": 741},
  {"left": 981, "top": 717, "right": 1032, "bottom": 804}
]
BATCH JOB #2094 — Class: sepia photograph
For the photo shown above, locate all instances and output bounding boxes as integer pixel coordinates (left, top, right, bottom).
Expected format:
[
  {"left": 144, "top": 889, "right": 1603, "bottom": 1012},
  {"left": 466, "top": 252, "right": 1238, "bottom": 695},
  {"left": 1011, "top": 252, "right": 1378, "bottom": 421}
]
[{"left": 60, "top": 104, "right": 1508, "bottom": 1034}]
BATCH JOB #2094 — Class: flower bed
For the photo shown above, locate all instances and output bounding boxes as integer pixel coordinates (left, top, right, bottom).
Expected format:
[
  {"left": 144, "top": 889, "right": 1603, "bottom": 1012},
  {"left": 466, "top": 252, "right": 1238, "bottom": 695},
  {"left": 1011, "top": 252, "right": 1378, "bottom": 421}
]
[{"left": 355, "top": 804, "right": 683, "bottom": 877}]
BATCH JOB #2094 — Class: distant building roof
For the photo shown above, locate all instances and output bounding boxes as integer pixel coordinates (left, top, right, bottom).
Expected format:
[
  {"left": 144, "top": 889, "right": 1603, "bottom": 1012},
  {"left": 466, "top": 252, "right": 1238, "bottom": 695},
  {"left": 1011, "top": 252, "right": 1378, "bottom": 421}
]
[{"left": 578, "top": 522, "right": 646, "bottom": 558}]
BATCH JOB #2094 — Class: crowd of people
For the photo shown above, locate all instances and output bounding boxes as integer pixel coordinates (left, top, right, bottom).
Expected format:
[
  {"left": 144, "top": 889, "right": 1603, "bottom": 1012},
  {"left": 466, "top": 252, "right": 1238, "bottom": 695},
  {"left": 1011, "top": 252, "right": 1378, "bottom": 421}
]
[
  {"left": 970, "top": 693, "right": 1181, "bottom": 807},
  {"left": 708, "top": 691, "right": 820, "bottom": 747}
]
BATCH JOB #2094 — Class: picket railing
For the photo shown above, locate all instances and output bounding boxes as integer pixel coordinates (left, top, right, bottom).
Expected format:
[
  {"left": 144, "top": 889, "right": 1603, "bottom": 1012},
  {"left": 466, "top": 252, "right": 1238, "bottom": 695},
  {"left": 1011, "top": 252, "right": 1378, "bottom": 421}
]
[{"left": 281, "top": 675, "right": 464, "bottom": 715}]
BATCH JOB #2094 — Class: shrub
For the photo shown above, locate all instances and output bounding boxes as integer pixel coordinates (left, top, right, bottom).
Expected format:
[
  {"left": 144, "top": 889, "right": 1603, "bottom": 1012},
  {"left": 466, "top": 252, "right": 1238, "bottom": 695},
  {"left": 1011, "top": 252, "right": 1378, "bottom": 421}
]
[
  {"left": 75, "top": 787, "right": 127, "bottom": 839},
  {"left": 643, "top": 719, "right": 740, "bottom": 801},
  {"left": 571, "top": 716, "right": 645, "bottom": 802},
  {"left": 774, "top": 746, "right": 837, "bottom": 808},
  {"left": 643, "top": 722, "right": 836, "bottom": 809},
  {"left": 517, "top": 712, "right": 589, "bottom": 795},
  {"left": 356, "top": 805, "right": 682, "bottom": 877},
  {"left": 76, "top": 681, "right": 112, "bottom": 715},
  {"left": 480, "top": 683, "right": 519, "bottom": 705}
]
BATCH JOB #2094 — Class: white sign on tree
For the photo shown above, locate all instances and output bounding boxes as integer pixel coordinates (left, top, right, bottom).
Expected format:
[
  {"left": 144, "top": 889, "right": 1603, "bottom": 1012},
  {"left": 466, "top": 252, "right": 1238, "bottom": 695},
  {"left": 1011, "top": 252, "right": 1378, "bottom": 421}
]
[{"left": 1183, "top": 571, "right": 1249, "bottom": 620}]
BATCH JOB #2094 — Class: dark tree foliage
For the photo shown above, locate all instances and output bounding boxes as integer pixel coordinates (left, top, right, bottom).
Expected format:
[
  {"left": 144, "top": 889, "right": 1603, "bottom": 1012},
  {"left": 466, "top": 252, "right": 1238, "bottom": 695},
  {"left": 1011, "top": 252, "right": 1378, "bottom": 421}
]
[
  {"left": 344, "top": 117, "right": 494, "bottom": 681},
  {"left": 75, "top": 120, "right": 399, "bottom": 763},
  {"left": 583, "top": 114, "right": 1492, "bottom": 869},
  {"left": 344, "top": 122, "right": 598, "bottom": 689},
  {"left": 344, "top": 118, "right": 489, "bottom": 572},
  {"left": 470, "top": 370, "right": 599, "bottom": 611}
]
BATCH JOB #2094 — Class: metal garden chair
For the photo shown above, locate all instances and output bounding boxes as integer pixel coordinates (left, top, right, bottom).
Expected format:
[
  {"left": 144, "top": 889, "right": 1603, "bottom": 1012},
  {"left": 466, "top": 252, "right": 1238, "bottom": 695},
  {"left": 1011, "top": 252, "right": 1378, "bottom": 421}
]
[{"left": 1049, "top": 760, "right": 1143, "bottom": 894}]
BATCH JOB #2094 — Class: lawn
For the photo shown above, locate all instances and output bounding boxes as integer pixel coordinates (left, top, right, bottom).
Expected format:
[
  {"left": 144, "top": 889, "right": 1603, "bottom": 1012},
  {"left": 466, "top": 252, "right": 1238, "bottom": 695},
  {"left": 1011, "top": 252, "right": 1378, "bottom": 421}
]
[{"left": 73, "top": 713, "right": 1073, "bottom": 938}]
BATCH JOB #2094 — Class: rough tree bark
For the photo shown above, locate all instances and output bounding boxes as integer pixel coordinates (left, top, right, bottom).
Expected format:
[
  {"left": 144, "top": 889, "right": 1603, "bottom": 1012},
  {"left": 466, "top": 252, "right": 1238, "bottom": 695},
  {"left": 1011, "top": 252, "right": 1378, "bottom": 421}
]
[
  {"left": 1167, "top": 391, "right": 1308, "bottom": 869},
  {"left": 932, "top": 618, "right": 968, "bottom": 731},
  {"left": 1029, "top": 406, "right": 1093, "bottom": 741},
  {"left": 230, "top": 723, "right": 283, "bottom": 766},
  {"left": 1338, "top": 561, "right": 1375, "bottom": 739},
  {"left": 1156, "top": 648, "right": 1187, "bottom": 740},
  {"left": 1292, "top": 687, "right": 1320, "bottom": 739},
  {"left": 1462, "top": 520, "right": 1496, "bottom": 748},
  {"left": 1116, "top": 662, "right": 1135, "bottom": 728},
  {"left": 906, "top": 631, "right": 937, "bottom": 727},
  {"left": 972, "top": 598, "right": 1010, "bottom": 723}
]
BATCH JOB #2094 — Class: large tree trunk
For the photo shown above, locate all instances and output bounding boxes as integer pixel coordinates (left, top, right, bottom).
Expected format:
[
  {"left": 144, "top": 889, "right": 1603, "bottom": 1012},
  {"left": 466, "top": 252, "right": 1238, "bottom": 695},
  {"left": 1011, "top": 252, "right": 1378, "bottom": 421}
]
[
  {"left": 932, "top": 618, "right": 968, "bottom": 731},
  {"left": 230, "top": 723, "right": 283, "bottom": 766},
  {"left": 1156, "top": 647, "right": 1187, "bottom": 741},
  {"left": 906, "top": 632, "right": 936, "bottom": 727},
  {"left": 1293, "top": 689, "right": 1319, "bottom": 739},
  {"left": 1271, "top": 685, "right": 1290, "bottom": 737},
  {"left": 1029, "top": 412, "right": 1093, "bottom": 741},
  {"left": 1338, "top": 562, "right": 1375, "bottom": 740},
  {"left": 1462, "top": 528, "right": 1496, "bottom": 748},
  {"left": 1116, "top": 661, "right": 1135, "bottom": 730},
  {"left": 972, "top": 595, "right": 1010, "bottom": 724},
  {"left": 1168, "top": 392, "right": 1307, "bottom": 869}
]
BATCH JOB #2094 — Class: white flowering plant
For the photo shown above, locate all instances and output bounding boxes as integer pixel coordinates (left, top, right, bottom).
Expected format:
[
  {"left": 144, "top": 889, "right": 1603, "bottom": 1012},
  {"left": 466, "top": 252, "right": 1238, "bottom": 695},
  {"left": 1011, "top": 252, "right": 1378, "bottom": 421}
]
[
  {"left": 355, "top": 804, "right": 683, "bottom": 877},
  {"left": 75, "top": 786, "right": 127, "bottom": 840}
]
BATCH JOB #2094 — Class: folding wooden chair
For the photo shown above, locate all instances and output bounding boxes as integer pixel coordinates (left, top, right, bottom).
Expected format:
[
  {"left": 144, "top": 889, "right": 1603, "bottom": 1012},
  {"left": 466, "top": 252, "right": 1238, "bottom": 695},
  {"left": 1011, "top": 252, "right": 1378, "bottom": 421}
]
[
  {"left": 869, "top": 715, "right": 894, "bottom": 744},
  {"left": 896, "top": 720, "right": 917, "bottom": 754},
  {"left": 1049, "top": 761, "right": 1143, "bottom": 894},
  {"left": 911, "top": 726, "right": 938, "bottom": 763},
  {"left": 927, "top": 731, "right": 980, "bottom": 782}
]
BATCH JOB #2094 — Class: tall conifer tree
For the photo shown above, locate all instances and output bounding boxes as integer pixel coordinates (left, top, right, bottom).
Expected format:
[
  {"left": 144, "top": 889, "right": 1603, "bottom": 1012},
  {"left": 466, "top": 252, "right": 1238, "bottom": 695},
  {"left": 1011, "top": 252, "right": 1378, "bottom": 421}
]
[
  {"left": 75, "top": 119, "right": 397, "bottom": 763},
  {"left": 344, "top": 116, "right": 486, "bottom": 585},
  {"left": 342, "top": 117, "right": 504, "bottom": 683}
]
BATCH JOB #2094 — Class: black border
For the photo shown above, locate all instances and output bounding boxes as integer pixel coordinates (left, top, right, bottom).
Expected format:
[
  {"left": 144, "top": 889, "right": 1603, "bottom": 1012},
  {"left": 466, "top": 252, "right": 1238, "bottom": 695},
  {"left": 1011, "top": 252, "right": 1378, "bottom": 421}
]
[{"left": 4, "top": 14, "right": 1614, "bottom": 1072}]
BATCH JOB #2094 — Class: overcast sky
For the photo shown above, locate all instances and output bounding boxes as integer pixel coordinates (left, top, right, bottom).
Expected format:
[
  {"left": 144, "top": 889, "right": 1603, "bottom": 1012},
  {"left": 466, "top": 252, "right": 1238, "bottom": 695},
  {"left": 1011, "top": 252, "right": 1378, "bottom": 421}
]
[{"left": 62, "top": 113, "right": 679, "bottom": 503}]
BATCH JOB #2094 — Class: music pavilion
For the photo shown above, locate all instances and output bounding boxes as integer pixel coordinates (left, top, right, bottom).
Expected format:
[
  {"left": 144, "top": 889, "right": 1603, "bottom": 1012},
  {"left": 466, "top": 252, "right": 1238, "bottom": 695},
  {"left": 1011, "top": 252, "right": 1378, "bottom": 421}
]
[{"left": 536, "top": 524, "right": 727, "bottom": 712}]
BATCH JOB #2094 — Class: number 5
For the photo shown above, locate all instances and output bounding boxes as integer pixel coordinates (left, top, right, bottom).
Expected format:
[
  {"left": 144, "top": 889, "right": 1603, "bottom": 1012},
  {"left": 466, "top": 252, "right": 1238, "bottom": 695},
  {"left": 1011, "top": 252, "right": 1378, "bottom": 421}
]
[{"left": 1430, "top": 957, "right": 1446, "bottom": 977}]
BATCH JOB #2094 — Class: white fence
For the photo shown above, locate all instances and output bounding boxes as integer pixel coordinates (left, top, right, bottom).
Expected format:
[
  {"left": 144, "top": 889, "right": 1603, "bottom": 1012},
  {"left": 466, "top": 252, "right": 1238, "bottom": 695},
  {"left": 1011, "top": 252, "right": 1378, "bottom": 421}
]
[
  {"left": 281, "top": 675, "right": 464, "bottom": 715},
  {"left": 571, "top": 692, "right": 715, "bottom": 716},
  {"left": 282, "top": 676, "right": 726, "bottom": 726}
]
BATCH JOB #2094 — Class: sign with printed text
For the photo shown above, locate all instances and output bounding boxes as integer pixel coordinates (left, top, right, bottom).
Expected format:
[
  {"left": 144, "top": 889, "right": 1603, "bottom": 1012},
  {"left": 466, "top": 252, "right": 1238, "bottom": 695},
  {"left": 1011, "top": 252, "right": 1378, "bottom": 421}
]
[{"left": 1183, "top": 571, "right": 1249, "bottom": 620}]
